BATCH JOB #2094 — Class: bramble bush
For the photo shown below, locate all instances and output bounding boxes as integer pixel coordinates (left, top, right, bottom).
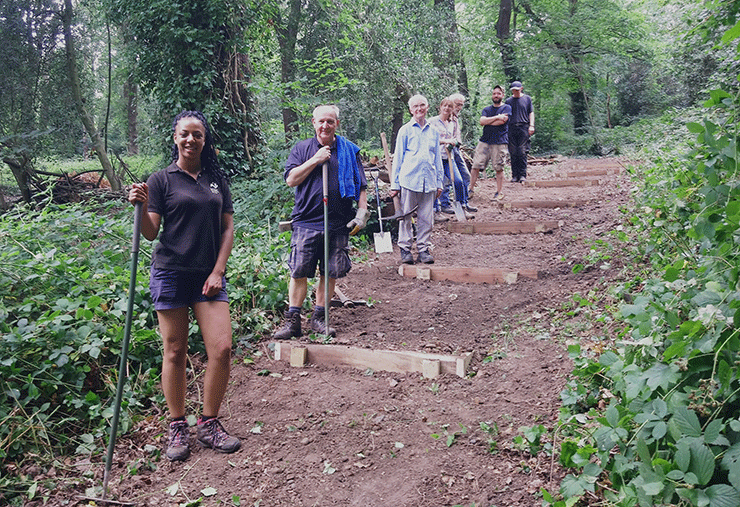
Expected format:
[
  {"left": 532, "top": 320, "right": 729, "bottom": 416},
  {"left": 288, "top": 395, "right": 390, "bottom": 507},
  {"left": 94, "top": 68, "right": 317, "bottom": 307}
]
[{"left": 544, "top": 88, "right": 740, "bottom": 506}]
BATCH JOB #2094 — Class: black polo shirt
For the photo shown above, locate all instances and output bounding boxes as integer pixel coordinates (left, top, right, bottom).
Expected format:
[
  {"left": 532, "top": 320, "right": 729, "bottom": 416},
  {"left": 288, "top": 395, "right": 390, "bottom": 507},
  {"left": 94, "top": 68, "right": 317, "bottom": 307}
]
[
  {"left": 285, "top": 137, "right": 367, "bottom": 232},
  {"left": 147, "top": 162, "right": 233, "bottom": 273}
]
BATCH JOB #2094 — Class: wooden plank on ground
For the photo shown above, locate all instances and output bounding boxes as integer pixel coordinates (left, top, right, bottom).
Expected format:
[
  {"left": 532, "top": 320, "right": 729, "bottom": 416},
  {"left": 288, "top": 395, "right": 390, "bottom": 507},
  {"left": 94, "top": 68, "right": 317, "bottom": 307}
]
[
  {"left": 555, "top": 168, "right": 622, "bottom": 178},
  {"left": 398, "top": 264, "right": 539, "bottom": 284},
  {"left": 524, "top": 179, "right": 600, "bottom": 188},
  {"left": 501, "top": 200, "right": 589, "bottom": 209},
  {"left": 445, "top": 220, "right": 562, "bottom": 235},
  {"left": 272, "top": 341, "right": 472, "bottom": 378}
]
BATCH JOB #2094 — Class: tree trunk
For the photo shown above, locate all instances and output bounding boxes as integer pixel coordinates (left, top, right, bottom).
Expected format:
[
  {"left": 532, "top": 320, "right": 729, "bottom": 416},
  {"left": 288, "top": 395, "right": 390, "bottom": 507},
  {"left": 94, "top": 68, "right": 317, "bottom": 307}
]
[
  {"left": 3, "top": 155, "right": 34, "bottom": 203},
  {"left": 391, "top": 83, "right": 412, "bottom": 149},
  {"left": 220, "top": 49, "right": 262, "bottom": 163},
  {"left": 124, "top": 77, "right": 139, "bottom": 155},
  {"left": 497, "top": 0, "right": 518, "bottom": 83},
  {"left": 275, "top": 0, "right": 302, "bottom": 143},
  {"left": 433, "top": 0, "right": 469, "bottom": 95},
  {"left": 62, "top": 0, "right": 120, "bottom": 190}
]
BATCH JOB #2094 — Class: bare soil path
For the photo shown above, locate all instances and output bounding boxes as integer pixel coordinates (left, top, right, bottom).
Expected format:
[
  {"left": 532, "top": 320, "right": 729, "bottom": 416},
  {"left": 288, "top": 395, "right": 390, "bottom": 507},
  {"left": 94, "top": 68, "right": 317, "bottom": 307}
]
[{"left": 46, "top": 157, "right": 636, "bottom": 507}]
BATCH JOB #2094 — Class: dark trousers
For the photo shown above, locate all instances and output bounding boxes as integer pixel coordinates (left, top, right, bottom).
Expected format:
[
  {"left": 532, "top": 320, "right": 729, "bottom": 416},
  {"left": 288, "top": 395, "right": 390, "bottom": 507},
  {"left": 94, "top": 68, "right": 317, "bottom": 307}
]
[{"left": 509, "top": 124, "right": 529, "bottom": 180}]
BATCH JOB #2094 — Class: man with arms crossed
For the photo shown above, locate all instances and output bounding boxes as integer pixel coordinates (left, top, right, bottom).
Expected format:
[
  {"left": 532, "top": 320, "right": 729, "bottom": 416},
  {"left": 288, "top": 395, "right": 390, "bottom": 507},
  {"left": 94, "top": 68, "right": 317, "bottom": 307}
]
[{"left": 470, "top": 85, "right": 511, "bottom": 199}]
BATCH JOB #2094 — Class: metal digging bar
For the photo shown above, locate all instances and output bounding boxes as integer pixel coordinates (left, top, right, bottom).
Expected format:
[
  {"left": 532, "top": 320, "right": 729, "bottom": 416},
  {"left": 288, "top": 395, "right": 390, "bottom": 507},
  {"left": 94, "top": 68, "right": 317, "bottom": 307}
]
[
  {"left": 102, "top": 202, "right": 142, "bottom": 498},
  {"left": 322, "top": 161, "right": 330, "bottom": 339}
]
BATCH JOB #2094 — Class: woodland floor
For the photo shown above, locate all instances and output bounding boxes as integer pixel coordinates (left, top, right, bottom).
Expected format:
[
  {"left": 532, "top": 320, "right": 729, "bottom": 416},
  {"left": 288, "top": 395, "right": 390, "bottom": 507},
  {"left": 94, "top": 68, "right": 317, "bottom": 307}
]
[{"left": 35, "top": 156, "right": 638, "bottom": 507}]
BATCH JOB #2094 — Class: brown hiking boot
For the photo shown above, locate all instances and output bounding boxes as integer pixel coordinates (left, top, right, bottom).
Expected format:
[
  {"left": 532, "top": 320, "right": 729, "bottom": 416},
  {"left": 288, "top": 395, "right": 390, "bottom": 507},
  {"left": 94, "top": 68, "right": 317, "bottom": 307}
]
[
  {"left": 197, "top": 418, "right": 240, "bottom": 453},
  {"left": 166, "top": 419, "right": 190, "bottom": 461},
  {"left": 310, "top": 313, "right": 336, "bottom": 337},
  {"left": 273, "top": 310, "right": 301, "bottom": 340}
]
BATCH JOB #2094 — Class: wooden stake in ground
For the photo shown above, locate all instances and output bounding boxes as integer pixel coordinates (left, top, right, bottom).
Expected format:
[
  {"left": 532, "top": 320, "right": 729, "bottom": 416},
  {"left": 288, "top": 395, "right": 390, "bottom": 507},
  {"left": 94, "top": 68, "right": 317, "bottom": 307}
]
[{"left": 446, "top": 220, "right": 562, "bottom": 235}]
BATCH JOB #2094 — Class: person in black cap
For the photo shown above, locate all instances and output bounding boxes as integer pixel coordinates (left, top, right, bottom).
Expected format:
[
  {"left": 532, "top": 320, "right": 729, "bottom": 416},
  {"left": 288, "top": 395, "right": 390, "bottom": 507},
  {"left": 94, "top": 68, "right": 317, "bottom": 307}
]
[{"left": 505, "top": 81, "right": 535, "bottom": 183}]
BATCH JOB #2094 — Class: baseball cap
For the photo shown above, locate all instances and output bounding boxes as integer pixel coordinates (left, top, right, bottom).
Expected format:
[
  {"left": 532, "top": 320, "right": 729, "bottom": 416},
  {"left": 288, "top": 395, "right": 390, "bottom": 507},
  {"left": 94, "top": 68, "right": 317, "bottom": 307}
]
[{"left": 510, "top": 81, "right": 523, "bottom": 90}]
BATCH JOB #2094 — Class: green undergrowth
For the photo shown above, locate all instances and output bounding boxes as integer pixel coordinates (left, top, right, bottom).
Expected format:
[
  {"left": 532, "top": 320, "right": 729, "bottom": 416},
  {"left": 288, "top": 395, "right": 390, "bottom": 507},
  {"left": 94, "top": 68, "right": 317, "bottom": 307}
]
[{"left": 540, "top": 88, "right": 740, "bottom": 506}]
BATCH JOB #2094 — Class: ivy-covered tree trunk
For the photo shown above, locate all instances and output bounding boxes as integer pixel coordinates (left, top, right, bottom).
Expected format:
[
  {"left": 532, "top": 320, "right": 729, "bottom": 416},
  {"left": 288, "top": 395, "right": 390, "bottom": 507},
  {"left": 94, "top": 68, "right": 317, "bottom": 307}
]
[{"left": 62, "top": 0, "right": 120, "bottom": 190}]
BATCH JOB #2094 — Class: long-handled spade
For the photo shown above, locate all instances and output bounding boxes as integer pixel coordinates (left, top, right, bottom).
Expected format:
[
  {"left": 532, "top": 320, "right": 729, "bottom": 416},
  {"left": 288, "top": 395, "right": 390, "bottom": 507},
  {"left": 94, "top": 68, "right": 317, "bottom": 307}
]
[
  {"left": 369, "top": 168, "right": 393, "bottom": 253},
  {"left": 102, "top": 202, "right": 142, "bottom": 498},
  {"left": 445, "top": 147, "right": 467, "bottom": 222}
]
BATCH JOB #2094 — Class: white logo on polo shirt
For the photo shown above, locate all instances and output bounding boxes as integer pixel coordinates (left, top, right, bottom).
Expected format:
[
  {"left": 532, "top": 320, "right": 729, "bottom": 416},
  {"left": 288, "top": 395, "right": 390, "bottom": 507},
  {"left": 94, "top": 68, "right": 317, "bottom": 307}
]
[{"left": 210, "top": 182, "right": 220, "bottom": 194}]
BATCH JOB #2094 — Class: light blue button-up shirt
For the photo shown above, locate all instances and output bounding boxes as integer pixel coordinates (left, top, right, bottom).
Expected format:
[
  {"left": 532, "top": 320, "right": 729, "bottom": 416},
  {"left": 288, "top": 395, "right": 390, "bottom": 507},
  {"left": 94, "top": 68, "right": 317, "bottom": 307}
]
[{"left": 392, "top": 119, "right": 444, "bottom": 193}]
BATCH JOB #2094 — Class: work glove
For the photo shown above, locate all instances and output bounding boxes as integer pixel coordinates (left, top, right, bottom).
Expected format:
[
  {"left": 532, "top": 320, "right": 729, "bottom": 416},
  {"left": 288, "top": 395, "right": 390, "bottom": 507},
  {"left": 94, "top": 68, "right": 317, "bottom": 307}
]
[{"left": 346, "top": 208, "right": 368, "bottom": 236}]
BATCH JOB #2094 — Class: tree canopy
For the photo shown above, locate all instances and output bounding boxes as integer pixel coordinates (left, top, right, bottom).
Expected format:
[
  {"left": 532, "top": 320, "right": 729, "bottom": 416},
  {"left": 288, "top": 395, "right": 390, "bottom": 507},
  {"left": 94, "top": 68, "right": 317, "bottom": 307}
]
[{"left": 0, "top": 0, "right": 737, "bottom": 195}]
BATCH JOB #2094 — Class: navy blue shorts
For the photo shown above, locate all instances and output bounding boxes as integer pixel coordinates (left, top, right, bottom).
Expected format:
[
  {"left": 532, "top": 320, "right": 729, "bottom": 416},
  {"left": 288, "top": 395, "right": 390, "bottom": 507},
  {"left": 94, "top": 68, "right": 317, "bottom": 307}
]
[
  {"left": 149, "top": 267, "right": 228, "bottom": 311},
  {"left": 288, "top": 226, "right": 351, "bottom": 279}
]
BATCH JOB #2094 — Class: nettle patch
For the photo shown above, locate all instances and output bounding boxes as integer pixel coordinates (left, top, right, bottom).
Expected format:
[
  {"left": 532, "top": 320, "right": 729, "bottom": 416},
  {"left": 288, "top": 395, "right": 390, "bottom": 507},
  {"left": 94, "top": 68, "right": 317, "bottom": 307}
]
[{"left": 541, "top": 89, "right": 740, "bottom": 507}]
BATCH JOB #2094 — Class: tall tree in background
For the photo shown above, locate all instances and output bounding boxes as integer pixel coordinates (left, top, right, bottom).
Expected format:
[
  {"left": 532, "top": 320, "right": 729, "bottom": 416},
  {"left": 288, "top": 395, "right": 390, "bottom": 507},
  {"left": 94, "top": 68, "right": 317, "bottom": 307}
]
[
  {"left": 434, "top": 0, "right": 469, "bottom": 96},
  {"left": 62, "top": 0, "right": 120, "bottom": 190},
  {"left": 517, "top": 0, "right": 646, "bottom": 144},
  {"left": 272, "top": 0, "right": 302, "bottom": 142},
  {"left": 0, "top": 0, "right": 87, "bottom": 200},
  {"left": 496, "top": 0, "right": 518, "bottom": 83},
  {"left": 110, "top": 0, "right": 263, "bottom": 175}
]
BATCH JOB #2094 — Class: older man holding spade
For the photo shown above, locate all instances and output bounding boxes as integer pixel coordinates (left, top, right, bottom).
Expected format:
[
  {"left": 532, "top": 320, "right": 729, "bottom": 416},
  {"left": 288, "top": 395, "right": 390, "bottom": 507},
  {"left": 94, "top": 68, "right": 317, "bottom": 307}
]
[{"left": 273, "top": 105, "right": 368, "bottom": 339}]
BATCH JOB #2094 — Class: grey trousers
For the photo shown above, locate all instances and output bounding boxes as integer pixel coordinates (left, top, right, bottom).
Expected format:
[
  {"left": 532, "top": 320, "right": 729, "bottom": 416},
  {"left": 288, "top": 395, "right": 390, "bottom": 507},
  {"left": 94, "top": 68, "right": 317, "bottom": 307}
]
[{"left": 398, "top": 188, "right": 436, "bottom": 253}]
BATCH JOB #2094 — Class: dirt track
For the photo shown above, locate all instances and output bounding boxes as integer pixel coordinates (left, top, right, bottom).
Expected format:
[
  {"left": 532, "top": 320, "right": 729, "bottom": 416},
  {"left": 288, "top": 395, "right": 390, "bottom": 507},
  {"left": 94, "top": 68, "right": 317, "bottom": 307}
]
[{"left": 48, "top": 157, "right": 635, "bottom": 507}]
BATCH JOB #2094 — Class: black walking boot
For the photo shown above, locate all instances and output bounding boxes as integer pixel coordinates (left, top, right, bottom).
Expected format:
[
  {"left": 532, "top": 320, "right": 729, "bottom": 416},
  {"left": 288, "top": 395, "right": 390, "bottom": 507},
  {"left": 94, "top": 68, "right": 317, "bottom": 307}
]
[
  {"left": 310, "top": 309, "right": 336, "bottom": 337},
  {"left": 273, "top": 310, "right": 302, "bottom": 340}
]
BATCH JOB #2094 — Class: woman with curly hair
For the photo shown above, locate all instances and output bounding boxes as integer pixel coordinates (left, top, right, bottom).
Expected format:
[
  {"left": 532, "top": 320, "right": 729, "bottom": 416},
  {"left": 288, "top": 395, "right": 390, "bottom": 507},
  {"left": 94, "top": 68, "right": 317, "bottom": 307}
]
[{"left": 128, "top": 111, "right": 239, "bottom": 461}]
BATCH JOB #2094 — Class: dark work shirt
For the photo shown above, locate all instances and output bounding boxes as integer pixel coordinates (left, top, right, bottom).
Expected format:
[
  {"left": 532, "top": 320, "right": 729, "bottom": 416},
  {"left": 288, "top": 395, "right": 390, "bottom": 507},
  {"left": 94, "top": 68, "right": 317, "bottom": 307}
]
[
  {"left": 506, "top": 94, "right": 533, "bottom": 125},
  {"left": 479, "top": 103, "right": 512, "bottom": 145},
  {"left": 147, "top": 162, "right": 233, "bottom": 273},
  {"left": 285, "top": 137, "right": 367, "bottom": 232}
]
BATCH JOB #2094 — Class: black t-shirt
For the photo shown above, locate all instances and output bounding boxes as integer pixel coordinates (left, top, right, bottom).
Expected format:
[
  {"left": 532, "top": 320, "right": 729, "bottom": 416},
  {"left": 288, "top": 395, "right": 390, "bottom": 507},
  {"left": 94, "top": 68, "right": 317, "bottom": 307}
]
[
  {"left": 479, "top": 103, "right": 512, "bottom": 145},
  {"left": 284, "top": 137, "right": 367, "bottom": 232},
  {"left": 147, "top": 163, "right": 233, "bottom": 273},
  {"left": 505, "top": 94, "right": 533, "bottom": 125}
]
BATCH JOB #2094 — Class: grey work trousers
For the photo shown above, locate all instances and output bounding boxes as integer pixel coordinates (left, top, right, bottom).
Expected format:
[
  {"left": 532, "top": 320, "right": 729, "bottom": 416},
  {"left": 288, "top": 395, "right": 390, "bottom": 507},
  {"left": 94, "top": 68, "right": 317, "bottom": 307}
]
[{"left": 397, "top": 188, "right": 436, "bottom": 253}]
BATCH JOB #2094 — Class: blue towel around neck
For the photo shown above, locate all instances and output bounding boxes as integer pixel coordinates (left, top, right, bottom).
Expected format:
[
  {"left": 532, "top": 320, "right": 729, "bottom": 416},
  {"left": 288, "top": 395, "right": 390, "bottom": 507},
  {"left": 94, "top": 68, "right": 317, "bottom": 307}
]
[{"left": 336, "top": 135, "right": 362, "bottom": 201}]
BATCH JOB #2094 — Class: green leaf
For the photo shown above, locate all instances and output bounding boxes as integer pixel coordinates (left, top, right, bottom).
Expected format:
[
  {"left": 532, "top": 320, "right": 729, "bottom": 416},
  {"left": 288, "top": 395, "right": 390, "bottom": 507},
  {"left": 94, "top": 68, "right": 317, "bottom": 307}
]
[
  {"left": 703, "top": 419, "right": 723, "bottom": 445},
  {"left": 676, "top": 441, "right": 691, "bottom": 472},
  {"left": 705, "top": 484, "right": 740, "bottom": 507},
  {"left": 720, "top": 443, "right": 740, "bottom": 489},
  {"left": 605, "top": 405, "right": 619, "bottom": 427},
  {"left": 689, "top": 441, "right": 715, "bottom": 486},
  {"left": 86, "top": 295, "right": 103, "bottom": 308},
  {"left": 652, "top": 421, "right": 667, "bottom": 439},
  {"left": 686, "top": 122, "right": 705, "bottom": 134},
  {"left": 560, "top": 474, "right": 585, "bottom": 498},
  {"left": 637, "top": 438, "right": 651, "bottom": 464},
  {"left": 640, "top": 481, "right": 664, "bottom": 496},
  {"left": 672, "top": 408, "right": 702, "bottom": 438},
  {"left": 667, "top": 470, "right": 684, "bottom": 480}
]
